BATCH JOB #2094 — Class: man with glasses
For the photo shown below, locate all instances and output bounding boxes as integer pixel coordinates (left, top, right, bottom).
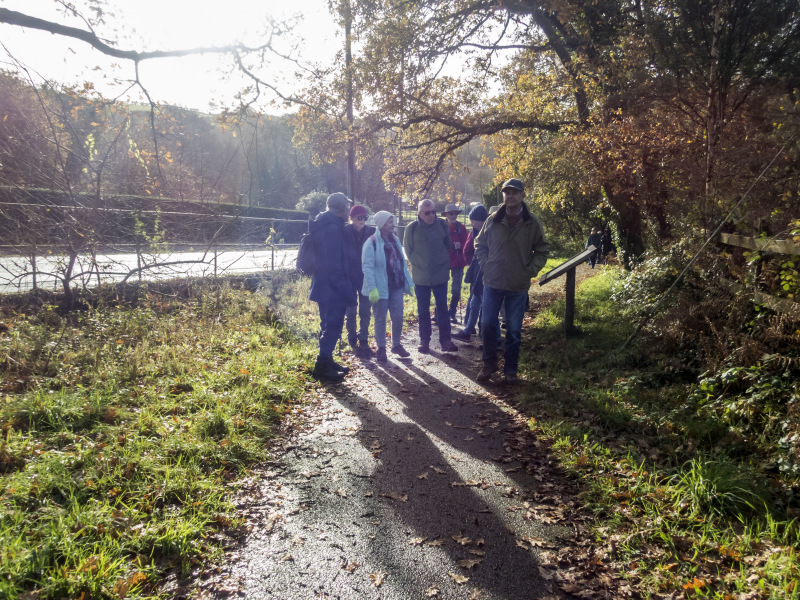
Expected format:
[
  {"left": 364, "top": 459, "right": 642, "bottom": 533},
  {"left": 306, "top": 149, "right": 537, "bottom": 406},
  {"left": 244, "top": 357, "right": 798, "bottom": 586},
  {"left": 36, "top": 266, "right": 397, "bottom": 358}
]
[
  {"left": 475, "top": 179, "right": 549, "bottom": 383},
  {"left": 403, "top": 199, "right": 459, "bottom": 354},
  {"left": 344, "top": 204, "right": 376, "bottom": 357}
]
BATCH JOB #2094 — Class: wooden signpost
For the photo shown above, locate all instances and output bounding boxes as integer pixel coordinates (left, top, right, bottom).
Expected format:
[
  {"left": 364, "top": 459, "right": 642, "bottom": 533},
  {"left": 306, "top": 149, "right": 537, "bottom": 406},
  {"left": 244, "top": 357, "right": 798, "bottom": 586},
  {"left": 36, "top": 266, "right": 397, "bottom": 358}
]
[{"left": 538, "top": 245, "right": 597, "bottom": 336}]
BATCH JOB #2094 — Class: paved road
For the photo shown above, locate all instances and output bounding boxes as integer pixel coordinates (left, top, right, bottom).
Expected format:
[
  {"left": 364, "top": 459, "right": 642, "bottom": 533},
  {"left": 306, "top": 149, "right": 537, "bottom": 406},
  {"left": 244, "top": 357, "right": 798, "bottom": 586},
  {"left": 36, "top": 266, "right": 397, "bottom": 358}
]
[
  {"left": 0, "top": 247, "right": 298, "bottom": 293},
  {"left": 196, "top": 332, "right": 586, "bottom": 600}
]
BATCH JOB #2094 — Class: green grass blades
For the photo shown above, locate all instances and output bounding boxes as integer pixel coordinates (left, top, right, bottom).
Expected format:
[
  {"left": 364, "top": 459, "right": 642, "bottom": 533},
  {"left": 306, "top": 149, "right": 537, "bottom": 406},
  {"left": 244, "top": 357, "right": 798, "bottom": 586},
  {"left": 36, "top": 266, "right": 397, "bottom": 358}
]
[
  {"left": 0, "top": 277, "right": 313, "bottom": 599},
  {"left": 517, "top": 267, "right": 800, "bottom": 600}
]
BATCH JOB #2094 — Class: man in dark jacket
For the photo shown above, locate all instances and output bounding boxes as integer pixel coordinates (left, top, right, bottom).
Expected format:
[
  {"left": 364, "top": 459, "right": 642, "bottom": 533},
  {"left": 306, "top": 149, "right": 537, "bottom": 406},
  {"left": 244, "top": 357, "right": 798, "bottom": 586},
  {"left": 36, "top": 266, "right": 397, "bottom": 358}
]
[
  {"left": 475, "top": 179, "right": 549, "bottom": 383},
  {"left": 309, "top": 192, "right": 356, "bottom": 379},
  {"left": 344, "top": 204, "right": 376, "bottom": 357},
  {"left": 403, "top": 199, "right": 459, "bottom": 354}
]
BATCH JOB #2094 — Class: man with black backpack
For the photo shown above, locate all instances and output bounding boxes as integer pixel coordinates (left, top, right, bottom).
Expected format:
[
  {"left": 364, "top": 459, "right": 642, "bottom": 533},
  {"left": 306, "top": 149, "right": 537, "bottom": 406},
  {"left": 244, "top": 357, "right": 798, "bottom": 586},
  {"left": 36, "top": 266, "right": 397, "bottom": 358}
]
[{"left": 308, "top": 192, "right": 356, "bottom": 379}]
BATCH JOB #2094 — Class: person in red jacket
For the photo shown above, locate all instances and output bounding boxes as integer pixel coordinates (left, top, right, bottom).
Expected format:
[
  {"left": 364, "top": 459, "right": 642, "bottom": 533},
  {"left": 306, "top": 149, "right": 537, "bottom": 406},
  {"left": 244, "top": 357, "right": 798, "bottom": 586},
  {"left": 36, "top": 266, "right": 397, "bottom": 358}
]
[{"left": 442, "top": 203, "right": 469, "bottom": 323}]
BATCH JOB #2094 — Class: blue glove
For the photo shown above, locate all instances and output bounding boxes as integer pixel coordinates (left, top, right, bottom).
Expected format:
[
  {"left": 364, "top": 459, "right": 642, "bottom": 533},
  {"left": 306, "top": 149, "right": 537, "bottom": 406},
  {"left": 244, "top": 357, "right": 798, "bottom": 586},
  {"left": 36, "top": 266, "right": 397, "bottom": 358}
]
[{"left": 369, "top": 289, "right": 380, "bottom": 303}]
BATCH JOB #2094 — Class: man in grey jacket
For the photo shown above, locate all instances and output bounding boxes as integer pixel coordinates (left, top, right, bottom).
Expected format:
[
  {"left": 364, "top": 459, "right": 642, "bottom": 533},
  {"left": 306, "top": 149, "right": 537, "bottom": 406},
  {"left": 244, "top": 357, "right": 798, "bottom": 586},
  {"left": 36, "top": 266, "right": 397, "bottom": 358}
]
[
  {"left": 403, "top": 199, "right": 458, "bottom": 354},
  {"left": 475, "top": 179, "right": 549, "bottom": 383}
]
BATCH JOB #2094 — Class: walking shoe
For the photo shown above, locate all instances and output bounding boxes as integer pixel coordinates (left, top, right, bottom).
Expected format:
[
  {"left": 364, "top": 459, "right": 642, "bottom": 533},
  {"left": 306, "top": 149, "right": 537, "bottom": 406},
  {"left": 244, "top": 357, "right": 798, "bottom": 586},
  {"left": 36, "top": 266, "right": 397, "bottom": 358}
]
[
  {"left": 503, "top": 372, "right": 519, "bottom": 384},
  {"left": 312, "top": 360, "right": 346, "bottom": 380},
  {"left": 450, "top": 315, "right": 459, "bottom": 324},
  {"left": 391, "top": 345, "right": 410, "bottom": 358},
  {"left": 452, "top": 330, "right": 471, "bottom": 342},
  {"left": 332, "top": 360, "right": 350, "bottom": 374},
  {"left": 440, "top": 339, "right": 458, "bottom": 352},
  {"left": 417, "top": 343, "right": 430, "bottom": 354},
  {"left": 356, "top": 343, "right": 374, "bottom": 359},
  {"left": 476, "top": 364, "right": 495, "bottom": 382},
  {"left": 376, "top": 347, "right": 388, "bottom": 363},
  {"left": 348, "top": 336, "right": 358, "bottom": 349}
]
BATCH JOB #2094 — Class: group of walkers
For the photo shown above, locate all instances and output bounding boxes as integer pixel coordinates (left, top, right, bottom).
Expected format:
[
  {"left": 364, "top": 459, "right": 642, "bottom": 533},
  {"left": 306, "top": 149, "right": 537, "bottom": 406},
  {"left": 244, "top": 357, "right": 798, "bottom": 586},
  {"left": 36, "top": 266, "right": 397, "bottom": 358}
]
[
  {"left": 585, "top": 227, "right": 615, "bottom": 268},
  {"left": 307, "top": 178, "right": 550, "bottom": 384}
]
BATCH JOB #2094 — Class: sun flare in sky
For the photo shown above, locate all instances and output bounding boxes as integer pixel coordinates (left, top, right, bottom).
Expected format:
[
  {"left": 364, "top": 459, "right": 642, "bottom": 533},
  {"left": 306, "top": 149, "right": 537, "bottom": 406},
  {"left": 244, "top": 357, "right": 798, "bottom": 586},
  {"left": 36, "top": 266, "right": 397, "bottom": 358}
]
[{"left": 0, "top": 0, "right": 340, "bottom": 111}]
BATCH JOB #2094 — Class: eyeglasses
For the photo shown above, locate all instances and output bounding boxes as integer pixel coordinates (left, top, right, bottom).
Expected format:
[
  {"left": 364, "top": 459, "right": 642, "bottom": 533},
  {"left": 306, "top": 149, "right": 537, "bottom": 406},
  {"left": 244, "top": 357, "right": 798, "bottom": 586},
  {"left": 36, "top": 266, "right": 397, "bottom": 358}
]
[
  {"left": 356, "top": 216, "right": 368, "bottom": 221},
  {"left": 422, "top": 210, "right": 436, "bottom": 216}
]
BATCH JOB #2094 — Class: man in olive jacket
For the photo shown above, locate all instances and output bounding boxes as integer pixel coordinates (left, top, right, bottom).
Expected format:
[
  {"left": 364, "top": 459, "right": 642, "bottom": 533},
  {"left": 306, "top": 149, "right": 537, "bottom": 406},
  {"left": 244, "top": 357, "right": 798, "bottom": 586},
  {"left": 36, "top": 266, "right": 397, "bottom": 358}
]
[
  {"left": 475, "top": 179, "right": 549, "bottom": 383},
  {"left": 402, "top": 199, "right": 458, "bottom": 354}
]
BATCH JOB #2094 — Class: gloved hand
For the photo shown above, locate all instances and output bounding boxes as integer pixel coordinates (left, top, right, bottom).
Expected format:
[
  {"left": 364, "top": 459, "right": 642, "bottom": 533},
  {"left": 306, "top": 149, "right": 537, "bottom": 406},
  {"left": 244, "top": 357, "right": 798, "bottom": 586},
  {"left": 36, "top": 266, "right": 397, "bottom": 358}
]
[{"left": 369, "top": 288, "right": 380, "bottom": 303}]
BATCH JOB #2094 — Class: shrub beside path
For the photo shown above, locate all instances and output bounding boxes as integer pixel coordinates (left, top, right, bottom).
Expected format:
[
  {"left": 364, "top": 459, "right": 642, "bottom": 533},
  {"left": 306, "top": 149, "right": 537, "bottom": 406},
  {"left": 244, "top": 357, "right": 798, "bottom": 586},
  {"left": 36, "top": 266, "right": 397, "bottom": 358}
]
[{"left": 188, "top": 263, "right": 633, "bottom": 599}]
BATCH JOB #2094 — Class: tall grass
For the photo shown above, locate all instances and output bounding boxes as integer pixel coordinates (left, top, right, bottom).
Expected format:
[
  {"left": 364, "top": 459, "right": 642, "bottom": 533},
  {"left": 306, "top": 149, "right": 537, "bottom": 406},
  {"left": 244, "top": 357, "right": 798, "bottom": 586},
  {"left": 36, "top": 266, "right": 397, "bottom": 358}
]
[{"left": 0, "top": 275, "right": 316, "bottom": 599}]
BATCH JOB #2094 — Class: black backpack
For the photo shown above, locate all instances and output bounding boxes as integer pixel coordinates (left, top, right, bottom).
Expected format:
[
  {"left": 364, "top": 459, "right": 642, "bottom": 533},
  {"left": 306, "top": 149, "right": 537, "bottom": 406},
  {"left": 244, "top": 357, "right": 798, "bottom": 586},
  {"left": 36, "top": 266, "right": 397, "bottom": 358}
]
[{"left": 296, "top": 232, "right": 316, "bottom": 276}]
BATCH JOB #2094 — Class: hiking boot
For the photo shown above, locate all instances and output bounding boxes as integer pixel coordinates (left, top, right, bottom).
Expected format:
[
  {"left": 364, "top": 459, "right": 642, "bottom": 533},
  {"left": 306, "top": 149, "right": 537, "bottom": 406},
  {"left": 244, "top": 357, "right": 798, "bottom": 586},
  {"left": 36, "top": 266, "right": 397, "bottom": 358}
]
[
  {"left": 332, "top": 360, "right": 350, "bottom": 375},
  {"left": 376, "top": 347, "right": 388, "bottom": 363},
  {"left": 312, "top": 359, "right": 345, "bottom": 380},
  {"left": 450, "top": 315, "right": 459, "bottom": 324},
  {"left": 417, "top": 343, "right": 430, "bottom": 354},
  {"left": 477, "top": 364, "right": 496, "bottom": 382},
  {"left": 440, "top": 339, "right": 458, "bottom": 352},
  {"left": 348, "top": 335, "right": 358, "bottom": 349},
  {"left": 391, "top": 345, "right": 410, "bottom": 358},
  {"left": 503, "top": 372, "right": 519, "bottom": 384},
  {"left": 452, "top": 330, "right": 471, "bottom": 342}
]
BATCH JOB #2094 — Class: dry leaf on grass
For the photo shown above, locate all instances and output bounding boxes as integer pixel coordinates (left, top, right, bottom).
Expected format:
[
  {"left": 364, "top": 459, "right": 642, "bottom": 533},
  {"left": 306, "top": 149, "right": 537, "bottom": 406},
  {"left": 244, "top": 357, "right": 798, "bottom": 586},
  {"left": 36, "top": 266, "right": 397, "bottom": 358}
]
[
  {"left": 452, "top": 535, "right": 473, "bottom": 545},
  {"left": 369, "top": 572, "right": 386, "bottom": 587},
  {"left": 448, "top": 572, "right": 470, "bottom": 584},
  {"left": 342, "top": 561, "right": 359, "bottom": 573},
  {"left": 408, "top": 537, "right": 427, "bottom": 546},
  {"left": 467, "top": 590, "right": 485, "bottom": 600},
  {"left": 425, "top": 586, "right": 440, "bottom": 597}
]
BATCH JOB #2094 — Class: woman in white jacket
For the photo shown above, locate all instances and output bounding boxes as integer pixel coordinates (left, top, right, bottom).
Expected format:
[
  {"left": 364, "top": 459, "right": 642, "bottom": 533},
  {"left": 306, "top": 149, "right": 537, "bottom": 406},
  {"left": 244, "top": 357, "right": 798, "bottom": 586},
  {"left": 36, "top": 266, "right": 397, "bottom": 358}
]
[{"left": 362, "top": 211, "right": 414, "bottom": 363}]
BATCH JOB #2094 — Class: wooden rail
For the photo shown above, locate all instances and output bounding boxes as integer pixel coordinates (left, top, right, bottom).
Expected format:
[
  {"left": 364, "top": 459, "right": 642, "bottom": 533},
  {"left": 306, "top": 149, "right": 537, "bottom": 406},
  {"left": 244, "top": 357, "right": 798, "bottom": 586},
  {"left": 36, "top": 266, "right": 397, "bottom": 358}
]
[{"left": 719, "top": 233, "right": 800, "bottom": 256}]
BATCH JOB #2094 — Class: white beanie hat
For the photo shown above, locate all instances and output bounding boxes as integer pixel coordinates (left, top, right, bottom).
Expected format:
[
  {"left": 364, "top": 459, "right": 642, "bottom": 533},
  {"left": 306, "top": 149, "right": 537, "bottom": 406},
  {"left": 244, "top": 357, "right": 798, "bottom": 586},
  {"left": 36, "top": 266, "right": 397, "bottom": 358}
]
[{"left": 373, "top": 211, "right": 393, "bottom": 230}]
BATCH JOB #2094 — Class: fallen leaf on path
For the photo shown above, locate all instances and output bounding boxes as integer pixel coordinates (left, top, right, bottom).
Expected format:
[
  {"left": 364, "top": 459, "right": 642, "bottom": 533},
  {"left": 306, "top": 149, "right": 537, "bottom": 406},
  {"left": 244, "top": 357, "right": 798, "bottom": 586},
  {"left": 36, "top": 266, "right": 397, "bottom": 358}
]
[
  {"left": 343, "top": 561, "right": 359, "bottom": 573},
  {"left": 537, "top": 566, "right": 553, "bottom": 580},
  {"left": 369, "top": 572, "right": 386, "bottom": 587},
  {"left": 468, "top": 548, "right": 485, "bottom": 556},
  {"left": 333, "top": 488, "right": 347, "bottom": 497},
  {"left": 458, "top": 558, "right": 482, "bottom": 569},
  {"left": 448, "top": 572, "right": 470, "bottom": 584},
  {"left": 417, "top": 472, "right": 428, "bottom": 480},
  {"left": 425, "top": 586, "right": 440, "bottom": 597},
  {"left": 290, "top": 535, "right": 305, "bottom": 546},
  {"left": 381, "top": 492, "right": 408, "bottom": 502},
  {"left": 467, "top": 590, "right": 485, "bottom": 600},
  {"left": 452, "top": 535, "right": 472, "bottom": 545},
  {"left": 408, "top": 537, "right": 427, "bottom": 546},
  {"left": 363, "top": 491, "right": 374, "bottom": 497},
  {"left": 464, "top": 436, "right": 475, "bottom": 441},
  {"left": 426, "top": 538, "right": 446, "bottom": 547},
  {"left": 430, "top": 466, "right": 446, "bottom": 474},
  {"left": 516, "top": 540, "right": 528, "bottom": 549}
]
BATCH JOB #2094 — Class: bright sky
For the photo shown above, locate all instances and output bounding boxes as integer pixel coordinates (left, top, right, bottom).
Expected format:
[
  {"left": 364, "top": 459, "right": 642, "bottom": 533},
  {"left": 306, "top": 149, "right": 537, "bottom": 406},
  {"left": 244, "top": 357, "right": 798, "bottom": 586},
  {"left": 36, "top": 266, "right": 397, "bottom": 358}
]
[{"left": 0, "top": 0, "right": 341, "bottom": 112}]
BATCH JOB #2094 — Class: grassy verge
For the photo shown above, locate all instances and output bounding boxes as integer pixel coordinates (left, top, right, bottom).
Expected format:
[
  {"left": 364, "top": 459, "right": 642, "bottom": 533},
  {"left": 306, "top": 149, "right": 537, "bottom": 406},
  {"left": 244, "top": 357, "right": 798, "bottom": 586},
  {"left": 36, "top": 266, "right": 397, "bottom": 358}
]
[
  {"left": 518, "top": 267, "right": 800, "bottom": 600},
  {"left": 0, "top": 274, "right": 321, "bottom": 599}
]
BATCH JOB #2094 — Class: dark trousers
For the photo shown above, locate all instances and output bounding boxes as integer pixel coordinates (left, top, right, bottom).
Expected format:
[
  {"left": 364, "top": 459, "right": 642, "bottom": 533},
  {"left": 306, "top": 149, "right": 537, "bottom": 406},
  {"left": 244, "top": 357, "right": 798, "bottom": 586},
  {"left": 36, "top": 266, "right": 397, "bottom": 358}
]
[
  {"left": 345, "top": 292, "right": 371, "bottom": 343},
  {"left": 317, "top": 299, "right": 347, "bottom": 358},
  {"left": 414, "top": 283, "right": 451, "bottom": 344}
]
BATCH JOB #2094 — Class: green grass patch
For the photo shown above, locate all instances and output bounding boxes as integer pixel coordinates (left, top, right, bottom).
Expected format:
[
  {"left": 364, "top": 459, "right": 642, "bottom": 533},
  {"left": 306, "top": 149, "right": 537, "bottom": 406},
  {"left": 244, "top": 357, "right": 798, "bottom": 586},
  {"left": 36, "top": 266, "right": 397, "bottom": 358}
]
[
  {"left": 517, "top": 266, "right": 800, "bottom": 599},
  {"left": 0, "top": 274, "right": 319, "bottom": 599}
]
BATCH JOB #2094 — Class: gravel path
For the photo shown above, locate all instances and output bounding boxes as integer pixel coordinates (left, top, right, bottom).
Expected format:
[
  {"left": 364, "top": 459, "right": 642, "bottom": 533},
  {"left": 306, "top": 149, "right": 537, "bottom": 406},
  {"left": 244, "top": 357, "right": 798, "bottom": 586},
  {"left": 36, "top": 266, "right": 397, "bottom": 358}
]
[{"left": 192, "top": 263, "right": 605, "bottom": 600}]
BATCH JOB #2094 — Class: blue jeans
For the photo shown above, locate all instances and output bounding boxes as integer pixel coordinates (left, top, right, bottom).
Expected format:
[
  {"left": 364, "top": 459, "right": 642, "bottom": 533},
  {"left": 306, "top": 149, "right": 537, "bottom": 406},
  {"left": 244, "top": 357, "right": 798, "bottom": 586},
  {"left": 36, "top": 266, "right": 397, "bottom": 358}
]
[
  {"left": 317, "top": 299, "right": 347, "bottom": 358},
  {"left": 374, "top": 287, "right": 405, "bottom": 349},
  {"left": 449, "top": 267, "right": 464, "bottom": 316},
  {"left": 461, "top": 290, "right": 482, "bottom": 335},
  {"left": 480, "top": 286, "right": 527, "bottom": 374},
  {"left": 346, "top": 292, "right": 372, "bottom": 343},
  {"left": 414, "top": 283, "right": 451, "bottom": 344}
]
